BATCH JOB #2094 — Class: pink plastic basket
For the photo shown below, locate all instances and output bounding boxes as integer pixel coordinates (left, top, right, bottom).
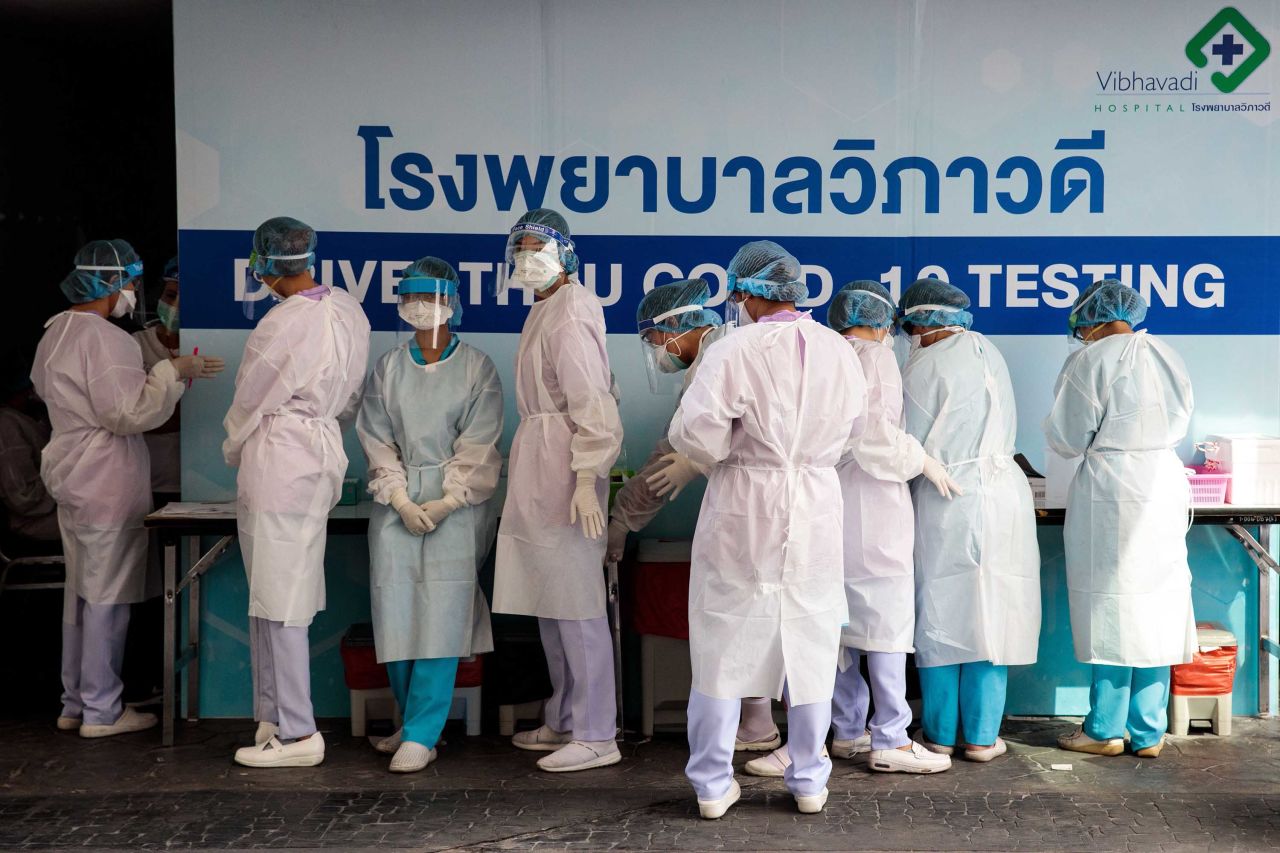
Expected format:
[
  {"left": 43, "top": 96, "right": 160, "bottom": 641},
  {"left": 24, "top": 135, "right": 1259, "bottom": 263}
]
[{"left": 1187, "top": 467, "right": 1231, "bottom": 505}]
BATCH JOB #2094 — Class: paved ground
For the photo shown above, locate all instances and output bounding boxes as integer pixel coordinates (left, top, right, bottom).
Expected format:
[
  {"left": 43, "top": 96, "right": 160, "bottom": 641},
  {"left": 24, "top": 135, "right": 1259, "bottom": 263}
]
[{"left": 0, "top": 715, "right": 1276, "bottom": 851}]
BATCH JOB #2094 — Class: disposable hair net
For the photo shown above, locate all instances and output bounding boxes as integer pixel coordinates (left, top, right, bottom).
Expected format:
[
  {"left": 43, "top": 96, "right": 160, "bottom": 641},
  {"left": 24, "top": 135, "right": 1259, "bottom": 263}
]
[
  {"left": 59, "top": 239, "right": 143, "bottom": 304},
  {"left": 162, "top": 256, "right": 180, "bottom": 282},
  {"left": 900, "top": 277, "right": 973, "bottom": 330},
  {"left": 250, "top": 216, "right": 317, "bottom": 276},
  {"left": 636, "top": 278, "right": 723, "bottom": 335},
  {"left": 726, "top": 240, "right": 808, "bottom": 302},
  {"left": 827, "top": 280, "right": 897, "bottom": 331},
  {"left": 506, "top": 207, "right": 579, "bottom": 274},
  {"left": 1069, "top": 278, "right": 1148, "bottom": 332},
  {"left": 399, "top": 256, "right": 463, "bottom": 328}
]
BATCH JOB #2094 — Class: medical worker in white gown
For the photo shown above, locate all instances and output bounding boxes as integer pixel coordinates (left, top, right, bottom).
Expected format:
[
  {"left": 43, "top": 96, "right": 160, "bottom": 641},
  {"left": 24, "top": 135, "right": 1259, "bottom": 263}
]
[
  {"left": 492, "top": 209, "right": 625, "bottom": 774},
  {"left": 670, "top": 241, "right": 866, "bottom": 819},
  {"left": 34, "top": 239, "right": 223, "bottom": 738},
  {"left": 357, "top": 257, "right": 502, "bottom": 773},
  {"left": 224, "top": 217, "right": 370, "bottom": 768},
  {"left": 900, "top": 278, "right": 1041, "bottom": 764},
  {"left": 1046, "top": 279, "right": 1195, "bottom": 759}
]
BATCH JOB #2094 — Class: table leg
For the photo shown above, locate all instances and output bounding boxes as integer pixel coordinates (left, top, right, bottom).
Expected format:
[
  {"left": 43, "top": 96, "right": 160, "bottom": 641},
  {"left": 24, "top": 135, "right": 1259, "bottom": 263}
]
[
  {"left": 163, "top": 536, "right": 177, "bottom": 747},
  {"left": 187, "top": 536, "right": 201, "bottom": 724}
]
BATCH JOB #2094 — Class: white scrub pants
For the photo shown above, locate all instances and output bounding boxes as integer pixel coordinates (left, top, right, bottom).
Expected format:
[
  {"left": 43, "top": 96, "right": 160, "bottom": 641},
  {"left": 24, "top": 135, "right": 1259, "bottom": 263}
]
[
  {"left": 832, "top": 650, "right": 912, "bottom": 750},
  {"left": 61, "top": 595, "right": 130, "bottom": 725},
  {"left": 249, "top": 616, "right": 316, "bottom": 741},
  {"left": 538, "top": 616, "right": 617, "bottom": 742},
  {"left": 686, "top": 689, "right": 832, "bottom": 800}
]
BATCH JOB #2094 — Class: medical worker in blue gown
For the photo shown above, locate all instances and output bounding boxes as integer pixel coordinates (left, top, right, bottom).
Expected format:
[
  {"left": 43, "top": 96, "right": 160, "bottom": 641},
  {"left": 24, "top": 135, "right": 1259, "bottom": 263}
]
[
  {"left": 357, "top": 257, "right": 503, "bottom": 773},
  {"left": 1045, "top": 279, "right": 1195, "bottom": 759},
  {"left": 900, "top": 278, "right": 1041, "bottom": 763}
]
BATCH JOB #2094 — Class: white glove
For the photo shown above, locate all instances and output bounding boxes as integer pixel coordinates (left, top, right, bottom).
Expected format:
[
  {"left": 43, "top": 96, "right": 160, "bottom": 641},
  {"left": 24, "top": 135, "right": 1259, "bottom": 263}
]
[
  {"left": 420, "top": 494, "right": 465, "bottom": 529},
  {"left": 171, "top": 354, "right": 225, "bottom": 380},
  {"left": 391, "top": 488, "right": 433, "bottom": 535},
  {"left": 569, "top": 472, "right": 605, "bottom": 540},
  {"left": 645, "top": 452, "right": 702, "bottom": 501},
  {"left": 921, "top": 456, "right": 964, "bottom": 500},
  {"left": 605, "top": 518, "right": 628, "bottom": 563}
]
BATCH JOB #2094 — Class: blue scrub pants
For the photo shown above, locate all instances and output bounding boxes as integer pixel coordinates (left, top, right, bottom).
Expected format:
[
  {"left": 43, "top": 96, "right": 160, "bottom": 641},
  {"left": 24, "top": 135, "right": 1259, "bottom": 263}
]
[
  {"left": 1083, "top": 664, "right": 1170, "bottom": 751},
  {"left": 918, "top": 661, "right": 1007, "bottom": 748},
  {"left": 386, "top": 657, "right": 459, "bottom": 749}
]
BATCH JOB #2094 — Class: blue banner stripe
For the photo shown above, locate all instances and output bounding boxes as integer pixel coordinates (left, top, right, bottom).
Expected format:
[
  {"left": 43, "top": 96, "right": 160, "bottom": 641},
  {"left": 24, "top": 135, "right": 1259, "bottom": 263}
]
[{"left": 179, "top": 230, "right": 1278, "bottom": 335}]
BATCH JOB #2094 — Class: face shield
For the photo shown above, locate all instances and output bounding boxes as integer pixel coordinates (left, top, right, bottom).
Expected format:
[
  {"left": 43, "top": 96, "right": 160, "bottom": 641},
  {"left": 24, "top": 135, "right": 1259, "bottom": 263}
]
[
  {"left": 156, "top": 278, "right": 180, "bottom": 332},
  {"left": 397, "top": 276, "right": 460, "bottom": 351},
  {"left": 638, "top": 304, "right": 705, "bottom": 394},
  {"left": 242, "top": 250, "right": 314, "bottom": 320},
  {"left": 499, "top": 222, "right": 572, "bottom": 296},
  {"left": 77, "top": 258, "right": 146, "bottom": 324}
]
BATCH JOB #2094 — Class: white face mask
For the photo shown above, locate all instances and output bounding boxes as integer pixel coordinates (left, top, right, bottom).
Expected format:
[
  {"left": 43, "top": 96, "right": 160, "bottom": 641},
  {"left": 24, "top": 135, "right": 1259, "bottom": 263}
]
[
  {"left": 511, "top": 246, "right": 562, "bottom": 292},
  {"left": 398, "top": 301, "right": 453, "bottom": 330},
  {"left": 110, "top": 288, "right": 137, "bottom": 318}
]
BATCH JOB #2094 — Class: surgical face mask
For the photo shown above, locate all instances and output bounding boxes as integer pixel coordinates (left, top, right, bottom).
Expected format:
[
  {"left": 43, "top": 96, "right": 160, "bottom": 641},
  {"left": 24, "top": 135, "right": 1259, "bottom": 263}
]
[
  {"left": 510, "top": 245, "right": 562, "bottom": 292},
  {"left": 881, "top": 331, "right": 895, "bottom": 348},
  {"left": 110, "top": 288, "right": 137, "bottom": 318},
  {"left": 726, "top": 293, "right": 754, "bottom": 327},
  {"left": 656, "top": 348, "right": 686, "bottom": 374},
  {"left": 156, "top": 301, "right": 179, "bottom": 332},
  {"left": 399, "top": 301, "right": 453, "bottom": 330}
]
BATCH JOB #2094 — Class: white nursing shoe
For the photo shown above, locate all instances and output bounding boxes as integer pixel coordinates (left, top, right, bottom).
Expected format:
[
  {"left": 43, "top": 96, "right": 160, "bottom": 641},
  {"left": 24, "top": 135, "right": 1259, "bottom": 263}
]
[
  {"left": 698, "top": 779, "right": 741, "bottom": 820},
  {"left": 512, "top": 724, "right": 573, "bottom": 752},
  {"left": 56, "top": 715, "right": 82, "bottom": 732},
  {"left": 254, "top": 721, "right": 279, "bottom": 746},
  {"left": 389, "top": 741, "right": 436, "bottom": 773},
  {"left": 830, "top": 731, "right": 872, "bottom": 759},
  {"left": 234, "top": 733, "right": 325, "bottom": 768},
  {"left": 869, "top": 741, "right": 953, "bottom": 774},
  {"left": 795, "top": 788, "right": 829, "bottom": 815},
  {"left": 373, "top": 728, "right": 403, "bottom": 755},
  {"left": 80, "top": 707, "right": 158, "bottom": 739}
]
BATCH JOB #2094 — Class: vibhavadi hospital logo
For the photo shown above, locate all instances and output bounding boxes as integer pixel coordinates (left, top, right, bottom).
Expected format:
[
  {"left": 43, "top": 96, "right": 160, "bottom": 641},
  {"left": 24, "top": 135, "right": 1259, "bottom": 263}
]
[
  {"left": 1094, "top": 6, "right": 1272, "bottom": 113},
  {"left": 1186, "top": 6, "right": 1271, "bottom": 93}
]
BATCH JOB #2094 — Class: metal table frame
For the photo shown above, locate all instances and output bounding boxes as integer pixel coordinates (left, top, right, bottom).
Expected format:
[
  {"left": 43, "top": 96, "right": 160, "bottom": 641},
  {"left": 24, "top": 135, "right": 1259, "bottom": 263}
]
[
  {"left": 1037, "top": 506, "right": 1279, "bottom": 715},
  {"left": 146, "top": 504, "right": 372, "bottom": 747}
]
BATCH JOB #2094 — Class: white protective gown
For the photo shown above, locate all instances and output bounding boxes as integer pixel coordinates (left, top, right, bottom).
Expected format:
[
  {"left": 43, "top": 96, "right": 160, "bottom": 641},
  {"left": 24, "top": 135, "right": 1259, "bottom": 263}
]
[
  {"left": 611, "top": 324, "right": 731, "bottom": 532},
  {"left": 838, "top": 337, "right": 924, "bottom": 654},
  {"left": 902, "top": 331, "right": 1041, "bottom": 668},
  {"left": 133, "top": 325, "right": 181, "bottom": 493},
  {"left": 669, "top": 314, "right": 867, "bottom": 706},
  {"left": 1044, "top": 331, "right": 1196, "bottom": 667},
  {"left": 493, "top": 283, "right": 623, "bottom": 620},
  {"left": 223, "top": 288, "right": 370, "bottom": 628},
  {"left": 356, "top": 339, "right": 502, "bottom": 663},
  {"left": 32, "top": 311, "right": 184, "bottom": 621}
]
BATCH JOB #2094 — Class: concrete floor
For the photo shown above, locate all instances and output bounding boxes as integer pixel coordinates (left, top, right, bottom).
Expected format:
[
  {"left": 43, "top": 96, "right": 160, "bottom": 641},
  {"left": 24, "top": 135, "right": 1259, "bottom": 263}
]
[{"left": 0, "top": 715, "right": 1276, "bottom": 851}]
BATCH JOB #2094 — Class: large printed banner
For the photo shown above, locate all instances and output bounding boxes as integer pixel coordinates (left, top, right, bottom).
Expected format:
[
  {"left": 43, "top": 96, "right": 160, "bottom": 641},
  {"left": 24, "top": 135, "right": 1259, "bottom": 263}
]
[{"left": 176, "top": 0, "right": 1279, "bottom": 337}]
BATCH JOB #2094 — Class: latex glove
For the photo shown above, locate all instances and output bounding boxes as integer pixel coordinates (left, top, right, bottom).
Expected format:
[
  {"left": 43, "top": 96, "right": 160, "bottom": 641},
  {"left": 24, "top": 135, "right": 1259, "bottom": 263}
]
[
  {"left": 645, "top": 452, "right": 702, "bottom": 501},
  {"left": 605, "top": 518, "right": 628, "bottom": 563},
  {"left": 420, "top": 494, "right": 465, "bottom": 529},
  {"left": 171, "top": 355, "right": 226, "bottom": 380},
  {"left": 391, "top": 488, "right": 433, "bottom": 535},
  {"left": 569, "top": 472, "right": 605, "bottom": 540},
  {"left": 921, "top": 456, "right": 965, "bottom": 500}
]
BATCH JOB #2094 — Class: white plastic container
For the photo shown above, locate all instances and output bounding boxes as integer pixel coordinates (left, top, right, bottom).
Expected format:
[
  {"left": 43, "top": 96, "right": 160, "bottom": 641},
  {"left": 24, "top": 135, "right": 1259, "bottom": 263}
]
[{"left": 1204, "top": 434, "right": 1280, "bottom": 506}]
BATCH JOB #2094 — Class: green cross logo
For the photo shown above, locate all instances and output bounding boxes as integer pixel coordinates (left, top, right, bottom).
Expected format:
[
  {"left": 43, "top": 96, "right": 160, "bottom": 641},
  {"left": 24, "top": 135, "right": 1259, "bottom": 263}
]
[{"left": 1186, "top": 7, "right": 1271, "bottom": 93}]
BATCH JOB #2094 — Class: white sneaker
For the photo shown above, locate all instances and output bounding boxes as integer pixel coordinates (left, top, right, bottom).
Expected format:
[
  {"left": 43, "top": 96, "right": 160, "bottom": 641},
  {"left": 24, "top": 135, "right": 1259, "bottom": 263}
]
[
  {"left": 254, "top": 721, "right": 279, "bottom": 746},
  {"left": 963, "top": 737, "right": 1008, "bottom": 763},
  {"left": 830, "top": 731, "right": 871, "bottom": 759},
  {"left": 512, "top": 724, "right": 573, "bottom": 752},
  {"left": 56, "top": 715, "right": 82, "bottom": 732},
  {"left": 734, "top": 728, "right": 782, "bottom": 752},
  {"left": 234, "top": 733, "right": 325, "bottom": 768},
  {"left": 80, "top": 707, "right": 158, "bottom": 739},
  {"left": 698, "top": 779, "right": 741, "bottom": 820},
  {"left": 920, "top": 739, "right": 955, "bottom": 756},
  {"left": 745, "top": 744, "right": 791, "bottom": 777},
  {"left": 536, "top": 739, "right": 621, "bottom": 772},
  {"left": 373, "top": 728, "right": 403, "bottom": 755},
  {"left": 389, "top": 741, "right": 436, "bottom": 773},
  {"left": 870, "top": 741, "right": 952, "bottom": 774},
  {"left": 795, "top": 788, "right": 829, "bottom": 815}
]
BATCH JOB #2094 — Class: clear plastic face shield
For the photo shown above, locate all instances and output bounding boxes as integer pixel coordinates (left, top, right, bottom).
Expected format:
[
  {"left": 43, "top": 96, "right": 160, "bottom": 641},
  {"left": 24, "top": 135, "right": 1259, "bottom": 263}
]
[
  {"left": 242, "top": 250, "right": 314, "bottom": 320},
  {"left": 638, "top": 304, "right": 704, "bottom": 394},
  {"left": 1067, "top": 286, "right": 1105, "bottom": 353},
  {"left": 397, "top": 276, "right": 459, "bottom": 351},
  {"left": 900, "top": 304, "right": 967, "bottom": 354},
  {"left": 77, "top": 256, "right": 146, "bottom": 324},
  {"left": 499, "top": 222, "right": 571, "bottom": 296},
  {"left": 156, "top": 277, "right": 180, "bottom": 333}
]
